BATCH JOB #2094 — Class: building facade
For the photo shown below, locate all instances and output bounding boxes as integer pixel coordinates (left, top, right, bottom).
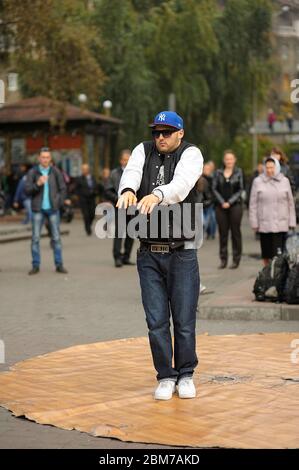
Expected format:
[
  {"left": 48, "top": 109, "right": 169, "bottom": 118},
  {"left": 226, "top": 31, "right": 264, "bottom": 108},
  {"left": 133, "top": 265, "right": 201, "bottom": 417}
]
[{"left": 0, "top": 97, "right": 121, "bottom": 178}]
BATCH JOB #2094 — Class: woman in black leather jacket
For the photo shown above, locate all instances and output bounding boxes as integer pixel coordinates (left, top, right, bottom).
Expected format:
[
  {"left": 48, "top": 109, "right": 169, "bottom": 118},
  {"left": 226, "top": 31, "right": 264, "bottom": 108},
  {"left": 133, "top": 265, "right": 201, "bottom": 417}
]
[{"left": 212, "top": 150, "right": 244, "bottom": 269}]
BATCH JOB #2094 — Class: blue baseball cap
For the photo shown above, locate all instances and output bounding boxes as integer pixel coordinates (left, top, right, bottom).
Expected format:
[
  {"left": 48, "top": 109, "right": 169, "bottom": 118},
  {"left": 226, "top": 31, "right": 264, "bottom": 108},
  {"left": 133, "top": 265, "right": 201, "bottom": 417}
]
[{"left": 149, "top": 111, "right": 184, "bottom": 130}]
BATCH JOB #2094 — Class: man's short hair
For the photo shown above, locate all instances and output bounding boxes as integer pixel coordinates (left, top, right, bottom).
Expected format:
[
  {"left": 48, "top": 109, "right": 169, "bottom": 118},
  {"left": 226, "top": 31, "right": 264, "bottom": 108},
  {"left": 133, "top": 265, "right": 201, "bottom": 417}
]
[
  {"left": 40, "top": 147, "right": 51, "bottom": 154},
  {"left": 120, "top": 149, "right": 131, "bottom": 158}
]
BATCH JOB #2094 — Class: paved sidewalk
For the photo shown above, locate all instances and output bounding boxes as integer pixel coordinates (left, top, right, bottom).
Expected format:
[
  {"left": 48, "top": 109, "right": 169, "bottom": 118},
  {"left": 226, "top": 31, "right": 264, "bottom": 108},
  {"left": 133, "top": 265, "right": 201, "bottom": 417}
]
[
  {"left": 198, "top": 213, "right": 299, "bottom": 321},
  {"left": 0, "top": 212, "right": 298, "bottom": 449},
  {"left": 0, "top": 223, "right": 70, "bottom": 243}
]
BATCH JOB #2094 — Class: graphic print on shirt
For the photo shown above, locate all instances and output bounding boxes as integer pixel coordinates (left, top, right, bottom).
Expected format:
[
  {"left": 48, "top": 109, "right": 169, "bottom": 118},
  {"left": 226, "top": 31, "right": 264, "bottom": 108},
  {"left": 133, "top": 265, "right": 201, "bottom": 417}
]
[{"left": 156, "top": 164, "right": 165, "bottom": 186}]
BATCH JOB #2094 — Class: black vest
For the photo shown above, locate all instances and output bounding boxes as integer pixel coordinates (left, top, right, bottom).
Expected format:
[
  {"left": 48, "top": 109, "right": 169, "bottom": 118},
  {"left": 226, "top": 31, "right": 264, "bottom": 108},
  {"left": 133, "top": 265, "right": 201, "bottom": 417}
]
[{"left": 136, "top": 140, "right": 200, "bottom": 244}]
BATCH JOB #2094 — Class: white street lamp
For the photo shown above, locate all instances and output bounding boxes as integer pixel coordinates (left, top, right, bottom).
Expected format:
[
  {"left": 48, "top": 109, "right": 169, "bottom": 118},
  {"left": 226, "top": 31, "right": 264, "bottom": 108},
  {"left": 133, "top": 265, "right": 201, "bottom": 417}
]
[
  {"left": 78, "top": 93, "right": 87, "bottom": 104},
  {"left": 103, "top": 100, "right": 112, "bottom": 110},
  {"left": 281, "top": 5, "right": 290, "bottom": 13}
]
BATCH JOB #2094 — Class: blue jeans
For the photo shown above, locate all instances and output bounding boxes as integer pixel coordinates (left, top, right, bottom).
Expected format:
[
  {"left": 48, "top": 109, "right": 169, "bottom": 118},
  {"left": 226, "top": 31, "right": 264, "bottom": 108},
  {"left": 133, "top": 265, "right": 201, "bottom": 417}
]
[
  {"left": 204, "top": 206, "right": 216, "bottom": 238},
  {"left": 22, "top": 198, "right": 32, "bottom": 224},
  {"left": 137, "top": 248, "right": 200, "bottom": 382},
  {"left": 31, "top": 210, "right": 63, "bottom": 267}
]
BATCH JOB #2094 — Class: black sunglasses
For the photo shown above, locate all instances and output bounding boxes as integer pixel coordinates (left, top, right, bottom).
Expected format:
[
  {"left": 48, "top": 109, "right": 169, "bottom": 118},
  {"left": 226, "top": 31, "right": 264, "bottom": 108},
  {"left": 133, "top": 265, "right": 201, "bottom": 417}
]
[{"left": 152, "top": 129, "right": 177, "bottom": 139}]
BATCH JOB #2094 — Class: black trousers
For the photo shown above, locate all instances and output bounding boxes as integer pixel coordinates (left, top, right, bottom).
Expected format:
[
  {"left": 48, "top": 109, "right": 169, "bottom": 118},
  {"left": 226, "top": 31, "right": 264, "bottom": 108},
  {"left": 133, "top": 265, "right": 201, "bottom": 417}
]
[
  {"left": 259, "top": 232, "right": 286, "bottom": 259},
  {"left": 216, "top": 203, "right": 243, "bottom": 263},
  {"left": 113, "top": 210, "right": 134, "bottom": 261},
  {"left": 113, "top": 236, "right": 134, "bottom": 261},
  {"left": 80, "top": 198, "right": 95, "bottom": 235}
]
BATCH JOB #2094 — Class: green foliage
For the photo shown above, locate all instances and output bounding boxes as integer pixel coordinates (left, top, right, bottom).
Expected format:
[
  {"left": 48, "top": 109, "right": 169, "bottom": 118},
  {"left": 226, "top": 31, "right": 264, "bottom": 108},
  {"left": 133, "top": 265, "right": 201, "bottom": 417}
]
[
  {"left": 93, "top": 0, "right": 273, "bottom": 148},
  {"left": 145, "top": 0, "right": 219, "bottom": 143},
  {"left": 92, "top": 0, "right": 157, "bottom": 145},
  {"left": 231, "top": 135, "right": 276, "bottom": 176},
  {"left": 1, "top": 0, "right": 275, "bottom": 156},
  {"left": 2, "top": 0, "right": 105, "bottom": 106},
  {"left": 213, "top": 0, "right": 273, "bottom": 140}
]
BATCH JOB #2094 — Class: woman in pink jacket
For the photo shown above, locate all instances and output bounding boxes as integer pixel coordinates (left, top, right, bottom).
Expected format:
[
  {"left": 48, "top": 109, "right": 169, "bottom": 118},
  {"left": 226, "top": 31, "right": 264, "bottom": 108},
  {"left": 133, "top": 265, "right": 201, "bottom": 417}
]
[{"left": 249, "top": 157, "right": 296, "bottom": 266}]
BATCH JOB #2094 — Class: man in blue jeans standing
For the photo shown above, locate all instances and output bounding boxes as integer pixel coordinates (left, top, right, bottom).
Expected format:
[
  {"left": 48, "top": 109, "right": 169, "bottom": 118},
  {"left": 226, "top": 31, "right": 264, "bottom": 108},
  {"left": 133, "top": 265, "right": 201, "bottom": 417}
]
[
  {"left": 25, "top": 147, "right": 68, "bottom": 275},
  {"left": 117, "top": 111, "right": 203, "bottom": 400}
]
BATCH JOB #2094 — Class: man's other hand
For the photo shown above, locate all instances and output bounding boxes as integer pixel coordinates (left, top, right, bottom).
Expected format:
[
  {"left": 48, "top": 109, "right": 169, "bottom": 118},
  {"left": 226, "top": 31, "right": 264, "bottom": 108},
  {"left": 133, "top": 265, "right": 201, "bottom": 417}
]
[
  {"left": 37, "top": 175, "right": 48, "bottom": 186},
  {"left": 137, "top": 194, "right": 159, "bottom": 215},
  {"left": 116, "top": 191, "right": 137, "bottom": 209}
]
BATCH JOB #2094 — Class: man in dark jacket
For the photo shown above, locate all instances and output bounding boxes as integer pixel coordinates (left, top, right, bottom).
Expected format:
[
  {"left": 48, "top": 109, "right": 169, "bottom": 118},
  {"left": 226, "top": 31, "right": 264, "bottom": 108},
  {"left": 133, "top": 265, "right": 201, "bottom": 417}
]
[
  {"left": 105, "top": 149, "right": 134, "bottom": 267},
  {"left": 76, "top": 164, "right": 97, "bottom": 235},
  {"left": 197, "top": 162, "right": 216, "bottom": 239},
  {"left": 25, "top": 147, "right": 68, "bottom": 275}
]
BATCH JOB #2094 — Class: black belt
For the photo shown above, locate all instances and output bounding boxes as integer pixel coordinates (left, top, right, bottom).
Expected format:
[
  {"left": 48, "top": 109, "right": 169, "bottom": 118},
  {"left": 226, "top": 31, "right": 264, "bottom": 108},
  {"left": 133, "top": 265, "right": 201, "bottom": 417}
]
[{"left": 139, "top": 241, "right": 185, "bottom": 253}]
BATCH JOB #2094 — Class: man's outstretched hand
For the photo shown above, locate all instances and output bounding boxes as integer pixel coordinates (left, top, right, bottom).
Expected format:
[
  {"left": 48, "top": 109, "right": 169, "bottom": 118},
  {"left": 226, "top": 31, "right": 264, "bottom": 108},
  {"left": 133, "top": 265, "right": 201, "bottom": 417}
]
[
  {"left": 116, "top": 191, "right": 160, "bottom": 214},
  {"left": 116, "top": 191, "right": 137, "bottom": 209},
  {"left": 137, "top": 194, "right": 159, "bottom": 214}
]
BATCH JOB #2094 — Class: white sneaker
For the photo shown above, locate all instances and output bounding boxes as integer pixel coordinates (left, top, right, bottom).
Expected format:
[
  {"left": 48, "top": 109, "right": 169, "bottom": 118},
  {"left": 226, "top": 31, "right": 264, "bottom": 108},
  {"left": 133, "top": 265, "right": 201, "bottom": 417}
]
[
  {"left": 177, "top": 377, "right": 196, "bottom": 399},
  {"left": 154, "top": 380, "right": 176, "bottom": 400},
  {"left": 200, "top": 283, "right": 207, "bottom": 294}
]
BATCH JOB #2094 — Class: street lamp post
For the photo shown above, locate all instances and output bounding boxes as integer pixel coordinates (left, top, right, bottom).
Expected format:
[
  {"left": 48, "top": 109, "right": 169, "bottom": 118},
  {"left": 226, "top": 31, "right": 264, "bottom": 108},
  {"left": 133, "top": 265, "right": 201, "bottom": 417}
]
[
  {"left": 78, "top": 93, "right": 87, "bottom": 108},
  {"left": 168, "top": 93, "right": 176, "bottom": 112},
  {"left": 252, "top": 88, "right": 258, "bottom": 172},
  {"left": 103, "top": 100, "right": 112, "bottom": 116},
  {"left": 103, "top": 100, "right": 113, "bottom": 167}
]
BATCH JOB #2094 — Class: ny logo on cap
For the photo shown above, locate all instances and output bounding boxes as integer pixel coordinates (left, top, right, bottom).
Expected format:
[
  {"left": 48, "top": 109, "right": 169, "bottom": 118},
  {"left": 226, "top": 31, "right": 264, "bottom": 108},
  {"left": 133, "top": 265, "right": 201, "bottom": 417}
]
[{"left": 158, "top": 113, "right": 166, "bottom": 121}]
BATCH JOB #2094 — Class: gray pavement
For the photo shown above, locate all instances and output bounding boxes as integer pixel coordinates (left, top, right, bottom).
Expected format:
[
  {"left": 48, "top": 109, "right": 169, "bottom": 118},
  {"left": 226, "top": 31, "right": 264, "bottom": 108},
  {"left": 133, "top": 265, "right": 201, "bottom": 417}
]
[
  {"left": 198, "top": 215, "right": 299, "bottom": 321},
  {"left": 0, "top": 212, "right": 298, "bottom": 449},
  {"left": 254, "top": 119, "right": 299, "bottom": 134}
]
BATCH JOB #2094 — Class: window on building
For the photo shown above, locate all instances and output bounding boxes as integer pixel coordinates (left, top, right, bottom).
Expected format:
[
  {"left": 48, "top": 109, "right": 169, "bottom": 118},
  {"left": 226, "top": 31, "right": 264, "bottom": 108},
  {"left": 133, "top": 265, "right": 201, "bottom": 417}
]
[{"left": 7, "top": 73, "right": 18, "bottom": 92}]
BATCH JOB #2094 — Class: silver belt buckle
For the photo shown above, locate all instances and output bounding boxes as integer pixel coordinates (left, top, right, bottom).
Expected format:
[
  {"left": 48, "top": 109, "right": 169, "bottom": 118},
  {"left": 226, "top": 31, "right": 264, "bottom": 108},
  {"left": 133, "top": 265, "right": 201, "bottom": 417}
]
[{"left": 151, "top": 244, "right": 170, "bottom": 253}]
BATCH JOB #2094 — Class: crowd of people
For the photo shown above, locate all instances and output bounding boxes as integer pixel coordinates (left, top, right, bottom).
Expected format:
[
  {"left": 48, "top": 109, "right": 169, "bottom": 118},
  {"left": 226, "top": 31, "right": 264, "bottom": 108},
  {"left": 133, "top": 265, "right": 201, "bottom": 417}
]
[
  {"left": 0, "top": 144, "right": 298, "bottom": 274},
  {"left": 1, "top": 112, "right": 298, "bottom": 402},
  {"left": 197, "top": 146, "right": 297, "bottom": 269}
]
